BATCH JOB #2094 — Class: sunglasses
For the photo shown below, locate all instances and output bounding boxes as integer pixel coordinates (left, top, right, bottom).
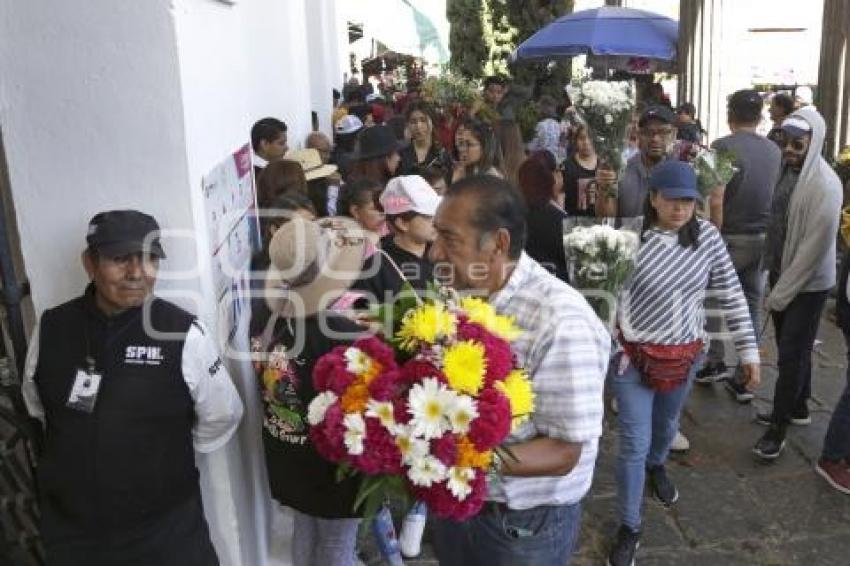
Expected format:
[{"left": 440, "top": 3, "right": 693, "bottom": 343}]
[{"left": 782, "top": 137, "right": 808, "bottom": 151}]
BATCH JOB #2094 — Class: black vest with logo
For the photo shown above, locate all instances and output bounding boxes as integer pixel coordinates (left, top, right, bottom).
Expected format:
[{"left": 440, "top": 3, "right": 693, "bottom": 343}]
[{"left": 34, "top": 286, "right": 198, "bottom": 530}]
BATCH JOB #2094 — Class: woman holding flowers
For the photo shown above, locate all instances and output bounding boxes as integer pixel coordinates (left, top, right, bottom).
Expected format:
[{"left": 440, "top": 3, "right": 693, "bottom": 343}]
[{"left": 607, "top": 161, "right": 760, "bottom": 566}]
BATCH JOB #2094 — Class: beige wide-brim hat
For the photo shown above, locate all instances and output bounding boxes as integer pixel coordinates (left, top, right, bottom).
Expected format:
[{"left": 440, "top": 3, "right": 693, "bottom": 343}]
[
  {"left": 285, "top": 148, "right": 338, "bottom": 181},
  {"left": 265, "top": 216, "right": 367, "bottom": 317}
]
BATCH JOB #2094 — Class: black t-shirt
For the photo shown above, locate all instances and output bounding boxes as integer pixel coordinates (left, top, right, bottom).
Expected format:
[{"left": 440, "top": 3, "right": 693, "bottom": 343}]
[
  {"left": 258, "top": 313, "right": 365, "bottom": 519},
  {"left": 677, "top": 122, "right": 702, "bottom": 143},
  {"left": 352, "top": 236, "right": 434, "bottom": 306},
  {"left": 524, "top": 202, "right": 569, "bottom": 282},
  {"left": 562, "top": 156, "right": 597, "bottom": 217},
  {"left": 398, "top": 144, "right": 453, "bottom": 182}
]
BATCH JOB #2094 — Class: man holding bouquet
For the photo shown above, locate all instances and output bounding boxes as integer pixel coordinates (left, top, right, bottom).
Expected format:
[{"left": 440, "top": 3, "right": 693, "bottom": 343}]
[
  {"left": 595, "top": 105, "right": 677, "bottom": 218},
  {"left": 428, "top": 175, "right": 610, "bottom": 565}
]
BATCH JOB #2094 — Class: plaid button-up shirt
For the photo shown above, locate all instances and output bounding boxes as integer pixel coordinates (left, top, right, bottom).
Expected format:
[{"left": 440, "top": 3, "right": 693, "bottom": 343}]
[{"left": 488, "top": 253, "right": 610, "bottom": 509}]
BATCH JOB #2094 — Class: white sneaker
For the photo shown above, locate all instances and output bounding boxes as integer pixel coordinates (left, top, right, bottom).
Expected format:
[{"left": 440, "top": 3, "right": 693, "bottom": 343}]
[
  {"left": 398, "top": 503, "right": 427, "bottom": 558},
  {"left": 670, "top": 430, "right": 690, "bottom": 452}
]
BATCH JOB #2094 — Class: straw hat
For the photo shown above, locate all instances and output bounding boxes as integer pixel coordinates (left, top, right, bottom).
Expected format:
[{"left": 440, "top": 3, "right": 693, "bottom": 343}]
[
  {"left": 284, "top": 148, "right": 338, "bottom": 181},
  {"left": 265, "top": 216, "right": 368, "bottom": 317}
]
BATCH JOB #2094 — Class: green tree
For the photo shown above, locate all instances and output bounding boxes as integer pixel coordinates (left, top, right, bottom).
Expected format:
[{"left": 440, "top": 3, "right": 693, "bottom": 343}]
[
  {"left": 448, "top": 0, "right": 574, "bottom": 94},
  {"left": 447, "top": 0, "right": 487, "bottom": 79}
]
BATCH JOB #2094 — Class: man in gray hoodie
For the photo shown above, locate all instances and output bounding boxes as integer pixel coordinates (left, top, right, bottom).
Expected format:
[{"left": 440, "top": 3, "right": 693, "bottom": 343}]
[{"left": 754, "top": 106, "right": 843, "bottom": 460}]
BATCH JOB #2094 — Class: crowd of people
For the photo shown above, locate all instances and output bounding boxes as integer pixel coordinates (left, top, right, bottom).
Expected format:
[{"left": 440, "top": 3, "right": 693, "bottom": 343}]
[{"left": 19, "top": 70, "right": 850, "bottom": 566}]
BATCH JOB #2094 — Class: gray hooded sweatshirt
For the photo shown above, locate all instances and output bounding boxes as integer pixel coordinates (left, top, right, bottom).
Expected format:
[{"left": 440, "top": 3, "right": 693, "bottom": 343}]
[{"left": 765, "top": 106, "right": 843, "bottom": 312}]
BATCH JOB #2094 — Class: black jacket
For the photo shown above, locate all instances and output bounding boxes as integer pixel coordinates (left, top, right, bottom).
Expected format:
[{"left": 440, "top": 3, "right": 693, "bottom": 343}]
[{"left": 34, "top": 286, "right": 198, "bottom": 531}]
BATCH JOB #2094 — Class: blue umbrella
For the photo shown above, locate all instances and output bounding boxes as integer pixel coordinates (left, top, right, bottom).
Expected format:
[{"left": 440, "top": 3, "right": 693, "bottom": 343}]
[{"left": 514, "top": 6, "right": 678, "bottom": 61}]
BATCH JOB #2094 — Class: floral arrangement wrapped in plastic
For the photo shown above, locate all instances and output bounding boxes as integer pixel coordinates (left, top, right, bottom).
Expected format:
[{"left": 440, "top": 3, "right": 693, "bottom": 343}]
[
  {"left": 563, "top": 219, "right": 641, "bottom": 326},
  {"left": 672, "top": 141, "right": 737, "bottom": 198},
  {"left": 566, "top": 80, "right": 636, "bottom": 194},
  {"left": 307, "top": 290, "right": 534, "bottom": 521}
]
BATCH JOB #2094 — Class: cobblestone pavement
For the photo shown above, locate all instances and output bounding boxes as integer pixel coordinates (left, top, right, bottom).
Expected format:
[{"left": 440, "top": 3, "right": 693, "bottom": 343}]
[{"left": 353, "top": 305, "right": 850, "bottom": 565}]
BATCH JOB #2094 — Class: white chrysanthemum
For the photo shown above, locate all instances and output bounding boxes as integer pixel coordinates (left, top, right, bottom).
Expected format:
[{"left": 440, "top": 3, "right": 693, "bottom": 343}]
[
  {"left": 343, "top": 413, "right": 366, "bottom": 455},
  {"left": 394, "top": 424, "right": 430, "bottom": 465},
  {"left": 344, "top": 347, "right": 372, "bottom": 375},
  {"left": 446, "top": 466, "right": 476, "bottom": 500},
  {"left": 366, "top": 399, "right": 396, "bottom": 431},
  {"left": 447, "top": 394, "right": 478, "bottom": 434},
  {"left": 408, "top": 378, "right": 454, "bottom": 440},
  {"left": 307, "top": 391, "right": 338, "bottom": 426},
  {"left": 407, "top": 455, "right": 448, "bottom": 487}
]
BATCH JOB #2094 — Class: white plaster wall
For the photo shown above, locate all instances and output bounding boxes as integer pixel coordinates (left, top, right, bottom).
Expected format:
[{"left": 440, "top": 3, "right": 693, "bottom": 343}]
[
  {"left": 0, "top": 0, "right": 196, "bottom": 314},
  {"left": 1, "top": 1, "right": 344, "bottom": 564}
]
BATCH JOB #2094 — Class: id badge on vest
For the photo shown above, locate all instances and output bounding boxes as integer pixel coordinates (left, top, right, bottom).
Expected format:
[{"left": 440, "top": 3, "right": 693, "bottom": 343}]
[{"left": 66, "top": 357, "right": 103, "bottom": 413}]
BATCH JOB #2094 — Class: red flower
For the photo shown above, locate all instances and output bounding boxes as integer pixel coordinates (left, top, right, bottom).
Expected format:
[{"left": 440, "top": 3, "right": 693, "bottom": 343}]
[
  {"left": 400, "top": 357, "right": 446, "bottom": 385},
  {"left": 313, "top": 346, "right": 353, "bottom": 394},
  {"left": 354, "top": 336, "right": 398, "bottom": 372},
  {"left": 392, "top": 397, "right": 412, "bottom": 424},
  {"left": 411, "top": 469, "right": 487, "bottom": 521},
  {"left": 310, "top": 403, "right": 346, "bottom": 462},
  {"left": 468, "top": 388, "right": 511, "bottom": 451},
  {"left": 458, "top": 321, "right": 514, "bottom": 385},
  {"left": 352, "top": 417, "right": 403, "bottom": 475},
  {"left": 368, "top": 369, "right": 403, "bottom": 402},
  {"left": 431, "top": 434, "right": 458, "bottom": 467}
]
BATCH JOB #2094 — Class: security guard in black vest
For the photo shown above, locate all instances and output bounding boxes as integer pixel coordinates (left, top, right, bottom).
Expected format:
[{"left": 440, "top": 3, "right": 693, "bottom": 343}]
[{"left": 22, "top": 210, "right": 244, "bottom": 566}]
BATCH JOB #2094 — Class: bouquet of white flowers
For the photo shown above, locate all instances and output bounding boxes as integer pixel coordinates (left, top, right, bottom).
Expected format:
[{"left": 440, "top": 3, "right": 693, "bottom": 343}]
[
  {"left": 566, "top": 81, "right": 636, "bottom": 194},
  {"left": 563, "top": 218, "right": 641, "bottom": 326}
]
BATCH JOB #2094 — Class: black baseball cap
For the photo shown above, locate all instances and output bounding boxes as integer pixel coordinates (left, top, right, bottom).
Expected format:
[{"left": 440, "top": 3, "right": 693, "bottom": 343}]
[
  {"left": 727, "top": 89, "right": 763, "bottom": 114},
  {"left": 86, "top": 210, "right": 166, "bottom": 258},
  {"left": 639, "top": 105, "right": 676, "bottom": 127},
  {"left": 676, "top": 102, "right": 696, "bottom": 116}
]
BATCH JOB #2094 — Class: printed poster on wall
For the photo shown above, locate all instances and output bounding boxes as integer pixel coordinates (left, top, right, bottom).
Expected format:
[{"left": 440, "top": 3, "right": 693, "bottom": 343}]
[{"left": 201, "top": 142, "right": 259, "bottom": 346}]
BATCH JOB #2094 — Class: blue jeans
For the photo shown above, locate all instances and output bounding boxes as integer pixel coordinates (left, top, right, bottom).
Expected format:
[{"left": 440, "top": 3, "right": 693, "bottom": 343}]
[
  {"left": 433, "top": 501, "right": 583, "bottom": 566},
  {"left": 822, "top": 340, "right": 850, "bottom": 461},
  {"left": 613, "top": 354, "right": 702, "bottom": 530}
]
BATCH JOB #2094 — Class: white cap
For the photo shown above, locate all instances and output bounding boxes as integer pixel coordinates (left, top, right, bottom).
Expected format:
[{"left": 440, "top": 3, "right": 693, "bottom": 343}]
[
  {"left": 335, "top": 115, "right": 363, "bottom": 135},
  {"left": 781, "top": 116, "right": 812, "bottom": 138},
  {"left": 380, "top": 175, "right": 442, "bottom": 216}
]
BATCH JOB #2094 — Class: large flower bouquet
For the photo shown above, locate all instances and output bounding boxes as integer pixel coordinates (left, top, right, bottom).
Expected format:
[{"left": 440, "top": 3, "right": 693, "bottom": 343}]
[
  {"left": 563, "top": 219, "right": 641, "bottom": 326},
  {"left": 421, "top": 72, "right": 500, "bottom": 124},
  {"left": 307, "top": 292, "right": 534, "bottom": 521},
  {"left": 566, "top": 80, "right": 636, "bottom": 194},
  {"left": 672, "top": 141, "right": 737, "bottom": 197}
]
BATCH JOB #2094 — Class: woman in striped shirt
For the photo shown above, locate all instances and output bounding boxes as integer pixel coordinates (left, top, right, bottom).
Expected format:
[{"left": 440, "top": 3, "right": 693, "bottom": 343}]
[{"left": 607, "top": 161, "right": 761, "bottom": 566}]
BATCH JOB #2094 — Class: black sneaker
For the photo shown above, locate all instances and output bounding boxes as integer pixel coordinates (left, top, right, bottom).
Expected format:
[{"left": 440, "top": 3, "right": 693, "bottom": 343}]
[
  {"left": 756, "top": 408, "right": 811, "bottom": 426},
  {"left": 647, "top": 464, "right": 679, "bottom": 506},
  {"left": 695, "top": 361, "right": 730, "bottom": 384},
  {"left": 723, "top": 378, "right": 754, "bottom": 403},
  {"left": 607, "top": 525, "right": 640, "bottom": 566},
  {"left": 753, "top": 425, "right": 786, "bottom": 460}
]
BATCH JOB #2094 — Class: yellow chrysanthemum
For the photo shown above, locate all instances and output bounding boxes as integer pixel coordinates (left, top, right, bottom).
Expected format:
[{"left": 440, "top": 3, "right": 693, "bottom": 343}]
[
  {"left": 496, "top": 369, "right": 536, "bottom": 429},
  {"left": 397, "top": 304, "right": 457, "bottom": 350},
  {"left": 459, "top": 297, "right": 523, "bottom": 342},
  {"left": 442, "top": 341, "right": 487, "bottom": 396}
]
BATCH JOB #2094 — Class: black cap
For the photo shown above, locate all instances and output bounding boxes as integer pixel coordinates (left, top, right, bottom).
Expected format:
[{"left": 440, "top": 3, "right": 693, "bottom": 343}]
[
  {"left": 728, "top": 89, "right": 763, "bottom": 113},
  {"left": 86, "top": 210, "right": 166, "bottom": 258},
  {"left": 676, "top": 102, "right": 696, "bottom": 116},
  {"left": 639, "top": 105, "right": 676, "bottom": 127},
  {"left": 352, "top": 125, "right": 403, "bottom": 160}
]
